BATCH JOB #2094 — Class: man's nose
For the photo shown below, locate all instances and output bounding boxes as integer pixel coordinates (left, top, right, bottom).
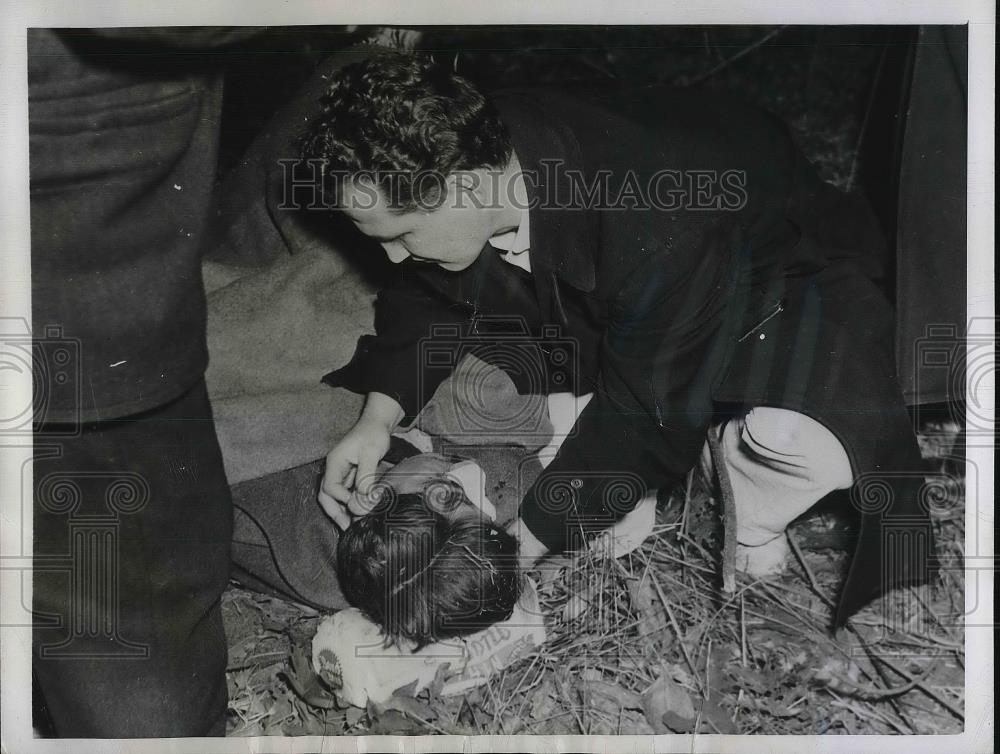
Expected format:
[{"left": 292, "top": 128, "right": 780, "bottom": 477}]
[{"left": 382, "top": 242, "right": 410, "bottom": 263}]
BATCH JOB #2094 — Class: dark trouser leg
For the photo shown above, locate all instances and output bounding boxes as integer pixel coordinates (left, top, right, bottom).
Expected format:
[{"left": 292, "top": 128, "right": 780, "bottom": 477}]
[{"left": 33, "top": 380, "right": 232, "bottom": 737}]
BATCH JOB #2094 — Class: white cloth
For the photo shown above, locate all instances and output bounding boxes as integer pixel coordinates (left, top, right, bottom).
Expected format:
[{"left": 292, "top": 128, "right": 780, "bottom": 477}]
[{"left": 487, "top": 200, "right": 531, "bottom": 273}]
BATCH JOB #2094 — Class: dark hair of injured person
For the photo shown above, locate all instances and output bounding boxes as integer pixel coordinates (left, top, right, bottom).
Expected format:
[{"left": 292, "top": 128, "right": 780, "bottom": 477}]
[
  {"left": 299, "top": 51, "right": 512, "bottom": 212},
  {"left": 336, "top": 481, "right": 523, "bottom": 651}
]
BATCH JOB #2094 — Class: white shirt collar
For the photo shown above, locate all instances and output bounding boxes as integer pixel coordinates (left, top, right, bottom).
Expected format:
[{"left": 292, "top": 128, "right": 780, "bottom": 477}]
[
  {"left": 487, "top": 203, "right": 530, "bottom": 255},
  {"left": 488, "top": 200, "right": 531, "bottom": 272}
]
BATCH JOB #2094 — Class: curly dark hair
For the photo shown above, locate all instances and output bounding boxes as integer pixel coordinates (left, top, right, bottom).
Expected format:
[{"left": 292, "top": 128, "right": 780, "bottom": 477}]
[
  {"left": 299, "top": 51, "right": 513, "bottom": 212},
  {"left": 336, "top": 479, "right": 522, "bottom": 651}
]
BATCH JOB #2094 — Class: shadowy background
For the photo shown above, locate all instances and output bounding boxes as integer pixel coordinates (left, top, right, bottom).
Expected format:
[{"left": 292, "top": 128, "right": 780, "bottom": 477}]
[{"left": 217, "top": 25, "right": 888, "bottom": 190}]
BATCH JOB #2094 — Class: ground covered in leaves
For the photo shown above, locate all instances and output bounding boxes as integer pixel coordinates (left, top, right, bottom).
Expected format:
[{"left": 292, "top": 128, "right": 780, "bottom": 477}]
[{"left": 223, "top": 421, "right": 965, "bottom": 737}]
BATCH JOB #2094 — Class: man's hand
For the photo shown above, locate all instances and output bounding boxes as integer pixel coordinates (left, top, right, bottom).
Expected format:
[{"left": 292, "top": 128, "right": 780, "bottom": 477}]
[{"left": 318, "top": 392, "right": 403, "bottom": 528}]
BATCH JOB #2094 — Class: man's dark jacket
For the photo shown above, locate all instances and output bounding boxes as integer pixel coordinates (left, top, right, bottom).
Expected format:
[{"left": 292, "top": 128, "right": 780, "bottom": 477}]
[{"left": 326, "top": 84, "right": 934, "bottom": 624}]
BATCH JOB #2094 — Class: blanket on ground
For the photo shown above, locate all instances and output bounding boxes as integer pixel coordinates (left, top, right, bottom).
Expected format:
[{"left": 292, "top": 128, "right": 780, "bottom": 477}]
[
  {"left": 202, "top": 46, "right": 393, "bottom": 485},
  {"left": 204, "top": 248, "right": 372, "bottom": 485}
]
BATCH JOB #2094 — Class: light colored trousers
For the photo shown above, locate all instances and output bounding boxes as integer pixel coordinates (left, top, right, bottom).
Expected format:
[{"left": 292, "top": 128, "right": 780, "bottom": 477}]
[
  {"left": 548, "top": 396, "right": 854, "bottom": 571},
  {"left": 700, "top": 407, "right": 854, "bottom": 573}
]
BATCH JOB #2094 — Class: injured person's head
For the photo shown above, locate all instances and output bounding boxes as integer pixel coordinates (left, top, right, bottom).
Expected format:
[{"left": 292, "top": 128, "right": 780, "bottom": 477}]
[{"left": 336, "top": 453, "right": 523, "bottom": 651}]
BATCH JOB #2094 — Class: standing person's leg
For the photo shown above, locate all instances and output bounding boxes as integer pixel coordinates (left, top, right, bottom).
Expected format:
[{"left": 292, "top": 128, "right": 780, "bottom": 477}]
[
  {"left": 33, "top": 380, "right": 232, "bottom": 737},
  {"left": 700, "top": 407, "right": 855, "bottom": 575}
]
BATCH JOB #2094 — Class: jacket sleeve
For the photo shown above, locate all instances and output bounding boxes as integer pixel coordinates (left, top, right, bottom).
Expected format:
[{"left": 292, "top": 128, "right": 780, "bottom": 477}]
[
  {"left": 322, "top": 266, "right": 474, "bottom": 422},
  {"left": 519, "top": 233, "right": 738, "bottom": 552}
]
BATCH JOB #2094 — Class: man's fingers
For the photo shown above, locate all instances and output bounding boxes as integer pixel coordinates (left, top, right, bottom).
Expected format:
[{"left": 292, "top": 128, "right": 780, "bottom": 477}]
[
  {"left": 322, "top": 476, "right": 353, "bottom": 504},
  {"left": 317, "top": 489, "right": 352, "bottom": 530},
  {"left": 322, "top": 448, "right": 357, "bottom": 503},
  {"left": 346, "top": 491, "right": 370, "bottom": 518},
  {"left": 355, "top": 444, "right": 384, "bottom": 497},
  {"left": 324, "top": 447, "right": 356, "bottom": 494}
]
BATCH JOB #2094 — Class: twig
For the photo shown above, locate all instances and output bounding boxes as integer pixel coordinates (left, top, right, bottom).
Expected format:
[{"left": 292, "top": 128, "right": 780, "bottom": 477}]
[
  {"left": 832, "top": 696, "right": 912, "bottom": 735},
  {"left": 501, "top": 658, "right": 545, "bottom": 730},
  {"left": 681, "top": 467, "right": 695, "bottom": 538},
  {"left": 908, "top": 583, "right": 949, "bottom": 633},
  {"left": 483, "top": 674, "right": 508, "bottom": 733},
  {"left": 816, "top": 663, "right": 924, "bottom": 700},
  {"left": 226, "top": 651, "right": 290, "bottom": 672},
  {"left": 674, "top": 530, "right": 718, "bottom": 567},
  {"left": 756, "top": 582, "right": 829, "bottom": 632},
  {"left": 677, "top": 26, "right": 790, "bottom": 86},
  {"left": 562, "top": 676, "right": 588, "bottom": 734},
  {"left": 786, "top": 530, "right": 836, "bottom": 609},
  {"left": 704, "top": 635, "right": 713, "bottom": 697},
  {"left": 843, "top": 621, "right": 919, "bottom": 732},
  {"left": 398, "top": 709, "right": 452, "bottom": 736},
  {"left": 648, "top": 569, "right": 702, "bottom": 693},
  {"left": 740, "top": 592, "right": 748, "bottom": 668},
  {"left": 869, "top": 654, "right": 964, "bottom": 721},
  {"left": 706, "top": 422, "right": 737, "bottom": 593},
  {"left": 648, "top": 546, "right": 716, "bottom": 576}
]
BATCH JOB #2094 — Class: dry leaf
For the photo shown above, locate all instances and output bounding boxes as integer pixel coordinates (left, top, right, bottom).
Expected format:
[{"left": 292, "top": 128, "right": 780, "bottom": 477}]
[
  {"left": 365, "top": 708, "right": 424, "bottom": 735},
  {"left": 281, "top": 645, "right": 339, "bottom": 710},
  {"left": 345, "top": 706, "right": 365, "bottom": 728},
  {"left": 578, "top": 679, "right": 644, "bottom": 724},
  {"left": 529, "top": 677, "right": 557, "bottom": 720},
  {"left": 626, "top": 575, "right": 664, "bottom": 641},
  {"left": 536, "top": 556, "right": 570, "bottom": 586},
  {"left": 457, "top": 697, "right": 477, "bottom": 728},
  {"left": 641, "top": 671, "right": 696, "bottom": 733},
  {"left": 425, "top": 662, "right": 452, "bottom": 699},
  {"left": 698, "top": 695, "right": 737, "bottom": 733},
  {"left": 381, "top": 694, "right": 439, "bottom": 722},
  {"left": 562, "top": 594, "right": 590, "bottom": 622},
  {"left": 579, "top": 680, "right": 643, "bottom": 712},
  {"left": 391, "top": 678, "right": 420, "bottom": 698}
]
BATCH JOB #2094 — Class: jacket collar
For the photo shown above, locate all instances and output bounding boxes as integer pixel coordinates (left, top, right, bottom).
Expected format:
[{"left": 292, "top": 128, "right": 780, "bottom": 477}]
[{"left": 491, "top": 90, "right": 598, "bottom": 293}]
